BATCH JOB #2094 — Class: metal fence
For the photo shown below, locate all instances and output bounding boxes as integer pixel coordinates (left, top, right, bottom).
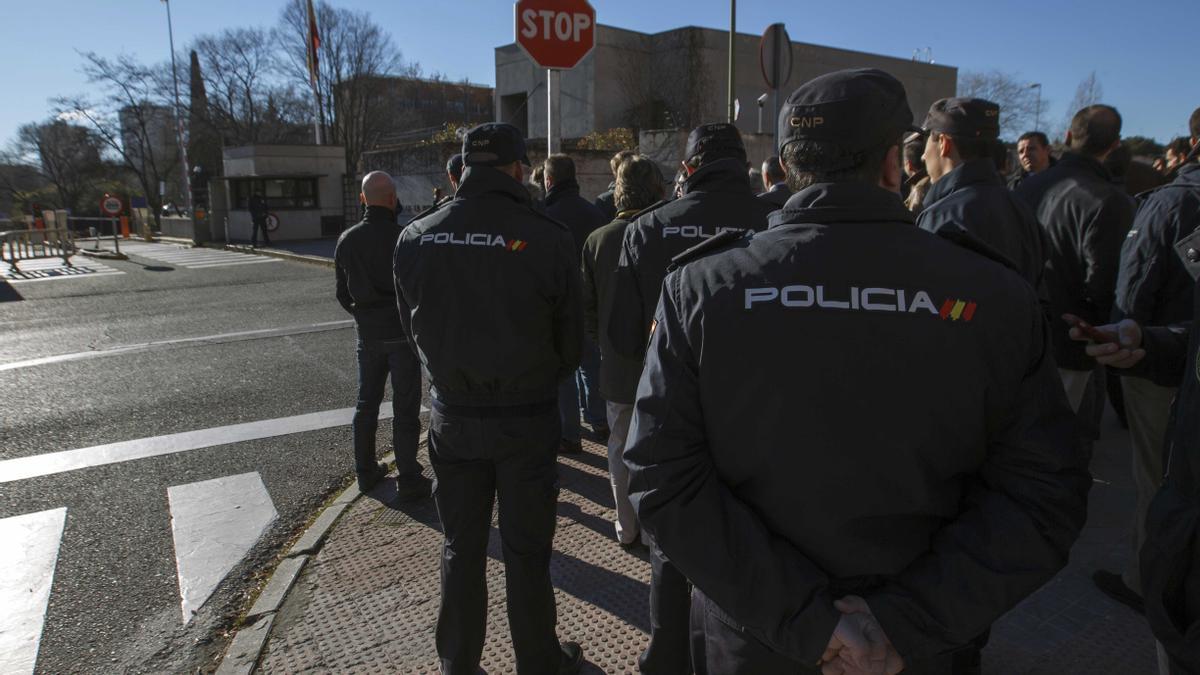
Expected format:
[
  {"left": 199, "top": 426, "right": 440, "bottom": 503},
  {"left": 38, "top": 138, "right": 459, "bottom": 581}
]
[{"left": 0, "top": 226, "right": 75, "bottom": 271}]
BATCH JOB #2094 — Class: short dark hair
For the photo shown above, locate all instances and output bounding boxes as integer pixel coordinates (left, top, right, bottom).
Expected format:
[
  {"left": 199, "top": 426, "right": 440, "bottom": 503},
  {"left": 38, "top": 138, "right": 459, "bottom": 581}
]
[
  {"left": 1018, "top": 131, "right": 1050, "bottom": 147},
  {"left": 1190, "top": 107, "right": 1200, "bottom": 140},
  {"left": 782, "top": 138, "right": 892, "bottom": 192},
  {"left": 1167, "top": 137, "right": 1191, "bottom": 156},
  {"left": 615, "top": 156, "right": 664, "bottom": 212},
  {"left": 610, "top": 150, "right": 634, "bottom": 177},
  {"left": 902, "top": 141, "right": 924, "bottom": 168},
  {"left": 762, "top": 156, "right": 785, "bottom": 183},
  {"left": 1068, "top": 105, "right": 1122, "bottom": 156},
  {"left": 543, "top": 154, "right": 575, "bottom": 184},
  {"left": 937, "top": 132, "right": 993, "bottom": 162}
]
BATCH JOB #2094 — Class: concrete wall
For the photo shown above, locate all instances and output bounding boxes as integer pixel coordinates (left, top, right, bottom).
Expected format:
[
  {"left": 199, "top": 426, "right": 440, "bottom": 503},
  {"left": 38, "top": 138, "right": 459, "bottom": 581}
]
[
  {"left": 221, "top": 145, "right": 346, "bottom": 241},
  {"left": 495, "top": 44, "right": 597, "bottom": 140}
]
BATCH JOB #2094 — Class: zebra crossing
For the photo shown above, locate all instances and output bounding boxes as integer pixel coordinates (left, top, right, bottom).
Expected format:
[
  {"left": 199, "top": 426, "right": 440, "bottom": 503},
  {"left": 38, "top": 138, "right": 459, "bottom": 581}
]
[
  {"left": 120, "top": 240, "right": 279, "bottom": 270},
  {"left": 1, "top": 256, "right": 124, "bottom": 283}
]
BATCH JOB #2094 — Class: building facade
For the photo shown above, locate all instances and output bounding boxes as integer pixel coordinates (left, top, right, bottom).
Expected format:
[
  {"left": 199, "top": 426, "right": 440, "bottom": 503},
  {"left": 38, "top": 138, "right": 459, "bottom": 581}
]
[{"left": 220, "top": 145, "right": 346, "bottom": 242}]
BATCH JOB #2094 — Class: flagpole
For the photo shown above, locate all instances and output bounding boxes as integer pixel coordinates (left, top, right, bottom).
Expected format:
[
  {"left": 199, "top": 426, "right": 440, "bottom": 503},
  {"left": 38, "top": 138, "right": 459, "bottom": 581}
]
[{"left": 301, "top": 0, "right": 323, "bottom": 145}]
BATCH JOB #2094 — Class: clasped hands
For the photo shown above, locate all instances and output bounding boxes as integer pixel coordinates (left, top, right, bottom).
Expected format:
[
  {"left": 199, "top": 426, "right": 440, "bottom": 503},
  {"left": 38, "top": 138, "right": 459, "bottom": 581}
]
[{"left": 818, "top": 596, "right": 904, "bottom": 675}]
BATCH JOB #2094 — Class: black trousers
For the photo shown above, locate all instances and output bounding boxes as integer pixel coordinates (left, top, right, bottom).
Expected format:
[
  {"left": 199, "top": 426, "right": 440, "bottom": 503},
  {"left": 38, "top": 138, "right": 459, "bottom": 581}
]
[
  {"left": 641, "top": 539, "right": 693, "bottom": 674},
  {"left": 428, "top": 403, "right": 561, "bottom": 675},
  {"left": 251, "top": 217, "right": 271, "bottom": 246},
  {"left": 352, "top": 338, "right": 422, "bottom": 477}
]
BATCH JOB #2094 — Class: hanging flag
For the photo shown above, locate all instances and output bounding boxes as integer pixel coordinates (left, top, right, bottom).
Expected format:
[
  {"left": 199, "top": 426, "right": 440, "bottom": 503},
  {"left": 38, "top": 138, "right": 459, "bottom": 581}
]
[{"left": 305, "top": 0, "right": 320, "bottom": 87}]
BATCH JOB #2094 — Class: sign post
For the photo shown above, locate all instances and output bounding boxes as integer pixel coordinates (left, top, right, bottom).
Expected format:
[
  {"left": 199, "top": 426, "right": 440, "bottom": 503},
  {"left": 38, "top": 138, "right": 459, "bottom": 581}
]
[
  {"left": 514, "top": 0, "right": 596, "bottom": 156},
  {"left": 759, "top": 23, "right": 793, "bottom": 150}
]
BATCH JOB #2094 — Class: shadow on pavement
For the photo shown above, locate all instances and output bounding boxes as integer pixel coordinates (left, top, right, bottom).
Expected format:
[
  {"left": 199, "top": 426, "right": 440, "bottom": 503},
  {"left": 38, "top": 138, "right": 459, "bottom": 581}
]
[{"left": 0, "top": 279, "right": 22, "bottom": 302}]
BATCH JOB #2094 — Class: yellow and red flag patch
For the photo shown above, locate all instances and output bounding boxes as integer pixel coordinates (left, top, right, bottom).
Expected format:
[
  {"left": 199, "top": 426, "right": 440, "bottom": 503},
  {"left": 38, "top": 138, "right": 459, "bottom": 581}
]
[
  {"left": 939, "top": 299, "right": 977, "bottom": 322},
  {"left": 508, "top": 240, "right": 527, "bottom": 251}
]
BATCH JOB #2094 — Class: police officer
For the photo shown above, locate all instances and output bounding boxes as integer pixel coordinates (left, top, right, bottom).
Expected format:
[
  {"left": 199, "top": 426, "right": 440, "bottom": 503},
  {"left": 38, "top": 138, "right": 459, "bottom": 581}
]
[
  {"left": 608, "top": 122, "right": 775, "bottom": 673},
  {"left": 248, "top": 192, "right": 270, "bottom": 247},
  {"left": 335, "top": 171, "right": 432, "bottom": 499},
  {"left": 446, "top": 153, "right": 464, "bottom": 193},
  {"left": 393, "top": 123, "right": 584, "bottom": 674},
  {"left": 756, "top": 155, "right": 792, "bottom": 208},
  {"left": 623, "top": 68, "right": 1091, "bottom": 674},
  {"left": 915, "top": 97, "right": 1045, "bottom": 287}
]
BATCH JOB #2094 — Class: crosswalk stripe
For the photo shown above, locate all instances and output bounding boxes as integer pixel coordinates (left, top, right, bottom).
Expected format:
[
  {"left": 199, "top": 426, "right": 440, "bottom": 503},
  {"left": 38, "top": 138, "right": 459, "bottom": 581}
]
[
  {"left": 169, "top": 473, "right": 277, "bottom": 623},
  {"left": 187, "top": 259, "right": 278, "bottom": 269},
  {"left": 0, "top": 507, "right": 67, "bottom": 675},
  {"left": 119, "top": 242, "right": 273, "bottom": 269},
  {"left": 3, "top": 258, "right": 124, "bottom": 284}
]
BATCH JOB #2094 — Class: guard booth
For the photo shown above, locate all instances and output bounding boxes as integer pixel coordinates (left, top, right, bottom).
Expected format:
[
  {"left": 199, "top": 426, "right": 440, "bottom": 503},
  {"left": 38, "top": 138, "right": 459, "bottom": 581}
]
[{"left": 221, "top": 145, "right": 347, "bottom": 242}]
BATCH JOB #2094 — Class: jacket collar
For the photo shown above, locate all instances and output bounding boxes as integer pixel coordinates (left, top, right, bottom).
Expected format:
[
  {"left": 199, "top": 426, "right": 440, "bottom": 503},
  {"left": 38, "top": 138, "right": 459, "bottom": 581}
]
[
  {"left": 1058, "top": 152, "right": 1115, "bottom": 183},
  {"left": 456, "top": 166, "right": 532, "bottom": 204},
  {"left": 615, "top": 208, "right": 641, "bottom": 220},
  {"left": 769, "top": 182, "right": 914, "bottom": 228},
  {"left": 681, "top": 157, "right": 753, "bottom": 196},
  {"left": 544, "top": 178, "right": 581, "bottom": 206},
  {"left": 923, "top": 159, "right": 1002, "bottom": 208},
  {"left": 1176, "top": 163, "right": 1200, "bottom": 185},
  {"left": 363, "top": 205, "right": 397, "bottom": 225}
]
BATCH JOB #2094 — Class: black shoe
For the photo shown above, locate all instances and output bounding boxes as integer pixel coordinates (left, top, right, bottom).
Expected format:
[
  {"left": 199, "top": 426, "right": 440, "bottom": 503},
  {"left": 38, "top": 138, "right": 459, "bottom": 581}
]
[
  {"left": 589, "top": 424, "right": 610, "bottom": 443},
  {"left": 1092, "top": 570, "right": 1144, "bottom": 614},
  {"left": 558, "top": 641, "right": 583, "bottom": 674},
  {"left": 558, "top": 439, "right": 583, "bottom": 455},
  {"left": 395, "top": 472, "right": 433, "bottom": 503},
  {"left": 357, "top": 462, "right": 389, "bottom": 491}
]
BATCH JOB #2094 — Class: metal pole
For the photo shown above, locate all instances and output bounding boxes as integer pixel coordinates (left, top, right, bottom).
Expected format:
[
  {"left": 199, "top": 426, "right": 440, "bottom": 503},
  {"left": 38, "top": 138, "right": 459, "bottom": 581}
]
[
  {"left": 111, "top": 217, "right": 121, "bottom": 256},
  {"left": 163, "top": 0, "right": 192, "bottom": 215},
  {"left": 757, "top": 105, "right": 762, "bottom": 135},
  {"left": 547, "top": 69, "right": 561, "bottom": 155},
  {"left": 727, "top": 0, "right": 736, "bottom": 123}
]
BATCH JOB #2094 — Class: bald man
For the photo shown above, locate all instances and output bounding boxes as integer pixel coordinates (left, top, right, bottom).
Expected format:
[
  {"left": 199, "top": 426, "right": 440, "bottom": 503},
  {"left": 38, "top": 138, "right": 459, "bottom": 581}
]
[{"left": 335, "top": 171, "right": 432, "bottom": 500}]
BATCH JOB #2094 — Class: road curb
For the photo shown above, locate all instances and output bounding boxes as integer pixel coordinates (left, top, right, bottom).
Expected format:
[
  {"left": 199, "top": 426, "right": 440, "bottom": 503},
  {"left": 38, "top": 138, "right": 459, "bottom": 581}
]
[
  {"left": 214, "top": 431, "right": 427, "bottom": 673},
  {"left": 222, "top": 244, "right": 334, "bottom": 269},
  {"left": 77, "top": 249, "right": 128, "bottom": 261}
]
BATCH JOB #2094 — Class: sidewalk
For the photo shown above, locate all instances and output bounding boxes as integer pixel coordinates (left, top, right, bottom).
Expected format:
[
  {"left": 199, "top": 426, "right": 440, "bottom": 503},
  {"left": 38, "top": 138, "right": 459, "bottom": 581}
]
[{"left": 245, "top": 412, "right": 1157, "bottom": 674}]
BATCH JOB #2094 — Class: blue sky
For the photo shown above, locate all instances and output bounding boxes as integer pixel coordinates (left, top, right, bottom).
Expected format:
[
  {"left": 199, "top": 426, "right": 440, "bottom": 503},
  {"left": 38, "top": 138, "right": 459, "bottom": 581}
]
[{"left": 1, "top": 0, "right": 1195, "bottom": 148}]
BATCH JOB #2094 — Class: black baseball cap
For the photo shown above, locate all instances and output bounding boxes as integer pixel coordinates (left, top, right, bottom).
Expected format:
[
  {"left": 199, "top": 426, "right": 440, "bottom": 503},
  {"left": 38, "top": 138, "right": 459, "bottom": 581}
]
[
  {"left": 919, "top": 97, "right": 1001, "bottom": 140},
  {"left": 446, "top": 153, "right": 464, "bottom": 180},
  {"left": 778, "top": 68, "right": 919, "bottom": 166},
  {"left": 685, "top": 122, "right": 746, "bottom": 164},
  {"left": 462, "top": 123, "right": 531, "bottom": 167}
]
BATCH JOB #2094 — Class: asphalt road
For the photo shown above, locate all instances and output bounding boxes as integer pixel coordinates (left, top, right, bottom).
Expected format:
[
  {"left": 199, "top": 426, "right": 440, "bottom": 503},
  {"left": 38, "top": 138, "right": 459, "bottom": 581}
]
[{"left": 0, "top": 242, "right": 426, "bottom": 673}]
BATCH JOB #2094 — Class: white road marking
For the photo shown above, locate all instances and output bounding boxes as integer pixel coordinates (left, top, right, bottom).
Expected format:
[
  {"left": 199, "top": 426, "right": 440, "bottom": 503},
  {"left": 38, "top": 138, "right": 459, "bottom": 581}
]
[
  {"left": 0, "top": 403, "right": 429, "bottom": 483},
  {"left": 169, "top": 473, "right": 277, "bottom": 623},
  {"left": 0, "top": 320, "right": 354, "bottom": 372},
  {"left": 3, "top": 257, "right": 124, "bottom": 284},
  {"left": 0, "top": 507, "right": 67, "bottom": 675},
  {"left": 119, "top": 241, "right": 276, "bottom": 269}
]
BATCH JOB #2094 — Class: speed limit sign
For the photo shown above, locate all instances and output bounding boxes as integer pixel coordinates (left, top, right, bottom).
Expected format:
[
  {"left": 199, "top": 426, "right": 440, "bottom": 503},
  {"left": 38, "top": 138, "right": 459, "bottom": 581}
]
[
  {"left": 100, "top": 195, "right": 123, "bottom": 216},
  {"left": 265, "top": 213, "right": 280, "bottom": 232}
]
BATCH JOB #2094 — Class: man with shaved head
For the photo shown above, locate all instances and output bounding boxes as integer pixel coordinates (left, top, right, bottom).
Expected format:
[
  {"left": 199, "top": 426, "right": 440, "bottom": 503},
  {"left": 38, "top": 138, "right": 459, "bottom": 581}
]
[{"left": 335, "top": 170, "right": 432, "bottom": 501}]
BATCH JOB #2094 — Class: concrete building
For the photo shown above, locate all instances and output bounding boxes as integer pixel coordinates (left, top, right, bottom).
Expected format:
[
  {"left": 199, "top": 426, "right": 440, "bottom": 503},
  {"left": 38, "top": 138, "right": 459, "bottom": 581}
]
[
  {"left": 340, "top": 75, "right": 495, "bottom": 149},
  {"left": 220, "top": 145, "right": 347, "bottom": 242},
  {"left": 119, "top": 103, "right": 181, "bottom": 191},
  {"left": 495, "top": 24, "right": 957, "bottom": 149}
]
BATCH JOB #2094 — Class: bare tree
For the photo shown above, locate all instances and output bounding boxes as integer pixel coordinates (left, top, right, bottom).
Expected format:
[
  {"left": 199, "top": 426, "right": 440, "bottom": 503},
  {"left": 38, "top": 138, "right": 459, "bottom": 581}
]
[
  {"left": 616, "top": 29, "right": 713, "bottom": 132},
  {"left": 1065, "top": 71, "right": 1104, "bottom": 117},
  {"left": 9, "top": 120, "right": 105, "bottom": 213},
  {"left": 275, "top": 0, "right": 410, "bottom": 175},
  {"left": 957, "top": 70, "right": 1041, "bottom": 139},
  {"left": 55, "top": 52, "right": 181, "bottom": 227}
]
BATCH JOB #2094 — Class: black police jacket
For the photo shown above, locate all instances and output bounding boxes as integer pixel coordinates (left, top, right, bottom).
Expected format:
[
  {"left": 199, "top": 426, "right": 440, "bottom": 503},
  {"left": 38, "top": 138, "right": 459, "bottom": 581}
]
[
  {"left": 335, "top": 205, "right": 405, "bottom": 341},
  {"left": 1114, "top": 164, "right": 1200, "bottom": 346},
  {"left": 918, "top": 159, "right": 1046, "bottom": 288},
  {"left": 544, "top": 178, "right": 607, "bottom": 258},
  {"left": 393, "top": 165, "right": 582, "bottom": 407},
  {"left": 1129, "top": 234, "right": 1200, "bottom": 672},
  {"left": 608, "top": 158, "right": 776, "bottom": 358},
  {"left": 624, "top": 181, "right": 1090, "bottom": 666},
  {"left": 756, "top": 182, "right": 792, "bottom": 209},
  {"left": 1016, "top": 152, "right": 1135, "bottom": 370},
  {"left": 581, "top": 212, "right": 644, "bottom": 404}
]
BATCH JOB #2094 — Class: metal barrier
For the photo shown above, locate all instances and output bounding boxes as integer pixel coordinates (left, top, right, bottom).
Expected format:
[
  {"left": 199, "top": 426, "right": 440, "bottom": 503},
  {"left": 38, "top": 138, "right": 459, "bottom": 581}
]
[{"left": 0, "top": 227, "right": 76, "bottom": 272}]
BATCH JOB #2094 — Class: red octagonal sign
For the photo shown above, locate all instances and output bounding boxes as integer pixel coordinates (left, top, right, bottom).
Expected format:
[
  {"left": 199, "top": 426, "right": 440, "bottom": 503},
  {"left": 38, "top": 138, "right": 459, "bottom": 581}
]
[{"left": 514, "top": 0, "right": 596, "bottom": 70}]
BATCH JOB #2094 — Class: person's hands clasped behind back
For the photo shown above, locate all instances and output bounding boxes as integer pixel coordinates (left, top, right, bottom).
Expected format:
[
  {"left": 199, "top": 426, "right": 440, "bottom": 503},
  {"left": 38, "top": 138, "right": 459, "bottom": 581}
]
[{"left": 818, "top": 596, "right": 904, "bottom": 675}]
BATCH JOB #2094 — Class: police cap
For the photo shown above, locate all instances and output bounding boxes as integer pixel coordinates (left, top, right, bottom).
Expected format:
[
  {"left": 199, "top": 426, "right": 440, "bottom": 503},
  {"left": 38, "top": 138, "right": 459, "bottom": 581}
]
[
  {"left": 462, "top": 123, "right": 531, "bottom": 167},
  {"left": 685, "top": 122, "right": 747, "bottom": 164},
  {"left": 920, "top": 97, "right": 1001, "bottom": 140},
  {"left": 446, "top": 153, "right": 464, "bottom": 181},
  {"left": 778, "top": 68, "right": 919, "bottom": 157}
]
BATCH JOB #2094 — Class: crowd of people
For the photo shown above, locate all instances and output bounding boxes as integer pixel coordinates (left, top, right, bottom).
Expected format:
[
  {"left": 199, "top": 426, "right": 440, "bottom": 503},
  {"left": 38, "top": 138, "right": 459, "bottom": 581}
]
[{"left": 332, "top": 67, "right": 1200, "bottom": 675}]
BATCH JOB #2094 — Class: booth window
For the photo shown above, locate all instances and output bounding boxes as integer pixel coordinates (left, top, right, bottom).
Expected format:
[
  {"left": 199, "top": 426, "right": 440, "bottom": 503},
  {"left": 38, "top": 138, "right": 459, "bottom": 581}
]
[{"left": 231, "top": 178, "right": 319, "bottom": 209}]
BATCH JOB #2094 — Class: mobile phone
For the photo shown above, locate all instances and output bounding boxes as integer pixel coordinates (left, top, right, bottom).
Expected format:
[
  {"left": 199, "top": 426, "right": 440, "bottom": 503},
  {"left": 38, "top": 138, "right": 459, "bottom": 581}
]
[{"left": 1064, "top": 315, "right": 1121, "bottom": 345}]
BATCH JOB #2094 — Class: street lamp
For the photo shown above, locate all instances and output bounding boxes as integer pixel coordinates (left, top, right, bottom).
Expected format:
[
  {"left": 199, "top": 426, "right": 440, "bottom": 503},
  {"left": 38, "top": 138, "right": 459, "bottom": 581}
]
[
  {"left": 161, "top": 0, "right": 193, "bottom": 215},
  {"left": 1029, "top": 82, "right": 1042, "bottom": 132}
]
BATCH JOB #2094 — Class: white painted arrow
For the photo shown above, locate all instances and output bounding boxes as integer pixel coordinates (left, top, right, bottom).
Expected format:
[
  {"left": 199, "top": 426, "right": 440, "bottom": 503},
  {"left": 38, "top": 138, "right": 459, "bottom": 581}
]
[
  {"left": 0, "top": 507, "right": 67, "bottom": 675},
  {"left": 168, "top": 472, "right": 278, "bottom": 623}
]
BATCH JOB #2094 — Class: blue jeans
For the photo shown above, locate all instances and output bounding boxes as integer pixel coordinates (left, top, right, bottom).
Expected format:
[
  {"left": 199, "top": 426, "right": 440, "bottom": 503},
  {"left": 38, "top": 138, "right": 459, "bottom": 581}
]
[
  {"left": 576, "top": 337, "right": 606, "bottom": 428},
  {"left": 353, "top": 337, "right": 422, "bottom": 477},
  {"left": 558, "top": 375, "right": 581, "bottom": 442}
]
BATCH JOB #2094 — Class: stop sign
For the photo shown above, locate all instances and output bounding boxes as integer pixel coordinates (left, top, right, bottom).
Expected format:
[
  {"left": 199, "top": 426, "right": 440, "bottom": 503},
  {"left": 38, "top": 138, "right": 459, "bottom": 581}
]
[{"left": 514, "top": 0, "right": 596, "bottom": 70}]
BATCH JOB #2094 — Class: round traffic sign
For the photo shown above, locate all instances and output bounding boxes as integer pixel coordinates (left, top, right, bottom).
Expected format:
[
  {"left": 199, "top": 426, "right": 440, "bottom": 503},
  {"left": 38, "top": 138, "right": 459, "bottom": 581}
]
[
  {"left": 514, "top": 0, "right": 596, "bottom": 70},
  {"left": 265, "top": 213, "right": 280, "bottom": 232},
  {"left": 760, "top": 23, "right": 793, "bottom": 90},
  {"left": 100, "top": 195, "right": 123, "bottom": 216}
]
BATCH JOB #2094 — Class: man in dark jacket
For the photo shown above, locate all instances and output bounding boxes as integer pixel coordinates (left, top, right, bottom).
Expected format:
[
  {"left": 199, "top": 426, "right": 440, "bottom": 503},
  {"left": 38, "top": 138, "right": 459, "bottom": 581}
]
[
  {"left": 1008, "top": 131, "right": 1057, "bottom": 191},
  {"left": 248, "top": 192, "right": 271, "bottom": 247},
  {"left": 756, "top": 155, "right": 791, "bottom": 208},
  {"left": 544, "top": 154, "right": 609, "bottom": 451},
  {"left": 581, "top": 155, "right": 663, "bottom": 548},
  {"left": 1016, "top": 104, "right": 1135, "bottom": 412},
  {"left": 393, "top": 123, "right": 584, "bottom": 675},
  {"left": 624, "top": 68, "right": 1090, "bottom": 674},
  {"left": 1068, "top": 225, "right": 1200, "bottom": 674},
  {"left": 1095, "top": 110, "right": 1200, "bottom": 613},
  {"left": 608, "top": 122, "right": 776, "bottom": 673},
  {"left": 335, "top": 172, "right": 432, "bottom": 499},
  {"left": 916, "top": 97, "right": 1045, "bottom": 287},
  {"left": 593, "top": 150, "right": 633, "bottom": 222}
]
